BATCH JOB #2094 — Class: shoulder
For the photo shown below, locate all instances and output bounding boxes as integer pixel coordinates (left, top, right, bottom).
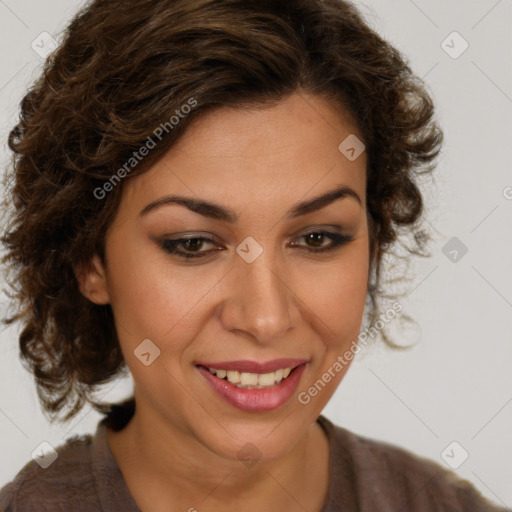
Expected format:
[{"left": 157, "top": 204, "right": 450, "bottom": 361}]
[
  {"left": 0, "top": 434, "right": 99, "bottom": 512},
  {"left": 318, "top": 416, "right": 510, "bottom": 512}
]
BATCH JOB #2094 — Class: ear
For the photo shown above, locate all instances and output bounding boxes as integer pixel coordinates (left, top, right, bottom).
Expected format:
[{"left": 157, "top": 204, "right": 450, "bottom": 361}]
[{"left": 74, "top": 254, "right": 111, "bottom": 305}]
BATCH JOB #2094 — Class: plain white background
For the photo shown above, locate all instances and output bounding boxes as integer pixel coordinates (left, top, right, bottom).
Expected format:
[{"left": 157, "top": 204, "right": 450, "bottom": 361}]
[{"left": 0, "top": 0, "right": 511, "bottom": 507}]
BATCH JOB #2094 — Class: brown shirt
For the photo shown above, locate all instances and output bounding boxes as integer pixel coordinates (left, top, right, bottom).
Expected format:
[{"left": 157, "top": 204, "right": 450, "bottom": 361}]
[{"left": 0, "top": 410, "right": 509, "bottom": 511}]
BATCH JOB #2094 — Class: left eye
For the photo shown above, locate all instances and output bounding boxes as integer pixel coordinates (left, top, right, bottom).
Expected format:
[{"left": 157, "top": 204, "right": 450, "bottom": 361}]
[
  {"left": 161, "top": 231, "right": 353, "bottom": 260},
  {"left": 291, "top": 231, "right": 353, "bottom": 251}
]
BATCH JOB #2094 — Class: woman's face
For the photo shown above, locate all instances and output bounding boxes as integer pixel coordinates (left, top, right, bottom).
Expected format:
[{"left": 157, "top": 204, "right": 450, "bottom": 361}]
[{"left": 85, "top": 92, "right": 369, "bottom": 461}]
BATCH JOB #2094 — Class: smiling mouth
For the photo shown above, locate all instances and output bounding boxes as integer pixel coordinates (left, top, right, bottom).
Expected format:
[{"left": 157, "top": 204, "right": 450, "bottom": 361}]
[
  {"left": 196, "top": 360, "right": 308, "bottom": 412},
  {"left": 199, "top": 366, "right": 297, "bottom": 389}
]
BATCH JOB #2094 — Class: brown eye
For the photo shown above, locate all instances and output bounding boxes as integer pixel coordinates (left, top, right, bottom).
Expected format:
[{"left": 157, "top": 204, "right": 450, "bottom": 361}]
[
  {"left": 304, "top": 232, "right": 327, "bottom": 248},
  {"left": 182, "top": 238, "right": 205, "bottom": 252},
  {"left": 162, "top": 237, "right": 220, "bottom": 259},
  {"left": 161, "top": 230, "right": 354, "bottom": 261},
  {"left": 291, "top": 231, "right": 354, "bottom": 253}
]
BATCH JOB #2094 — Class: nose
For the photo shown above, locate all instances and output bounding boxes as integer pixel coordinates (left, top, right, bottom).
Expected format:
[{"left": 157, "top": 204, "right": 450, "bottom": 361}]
[{"left": 218, "top": 255, "right": 301, "bottom": 344}]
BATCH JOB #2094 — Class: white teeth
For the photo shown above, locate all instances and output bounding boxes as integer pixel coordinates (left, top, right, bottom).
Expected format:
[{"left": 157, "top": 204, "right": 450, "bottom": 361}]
[
  {"left": 207, "top": 366, "right": 295, "bottom": 388},
  {"left": 258, "top": 372, "right": 276, "bottom": 386},
  {"left": 226, "top": 370, "right": 240, "bottom": 384},
  {"left": 240, "top": 372, "right": 258, "bottom": 386}
]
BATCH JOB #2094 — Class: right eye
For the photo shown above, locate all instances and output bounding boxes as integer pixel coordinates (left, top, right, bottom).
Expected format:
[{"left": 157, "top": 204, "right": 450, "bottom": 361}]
[{"left": 161, "top": 236, "right": 223, "bottom": 259}]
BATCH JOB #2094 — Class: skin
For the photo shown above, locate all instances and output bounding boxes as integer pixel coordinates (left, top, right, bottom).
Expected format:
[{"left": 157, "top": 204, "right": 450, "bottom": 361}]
[{"left": 77, "top": 92, "right": 370, "bottom": 511}]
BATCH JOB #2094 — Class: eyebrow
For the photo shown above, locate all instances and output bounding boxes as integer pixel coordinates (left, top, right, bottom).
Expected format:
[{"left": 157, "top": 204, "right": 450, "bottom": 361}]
[{"left": 139, "top": 183, "right": 361, "bottom": 222}]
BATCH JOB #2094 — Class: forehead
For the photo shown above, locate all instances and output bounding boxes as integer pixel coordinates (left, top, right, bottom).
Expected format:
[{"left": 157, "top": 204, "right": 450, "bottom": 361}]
[
  {"left": 170, "top": 93, "right": 363, "bottom": 168},
  {"left": 119, "top": 93, "right": 366, "bottom": 218}
]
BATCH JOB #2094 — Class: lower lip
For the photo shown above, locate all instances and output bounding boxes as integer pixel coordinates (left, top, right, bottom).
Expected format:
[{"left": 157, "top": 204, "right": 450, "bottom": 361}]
[{"left": 197, "top": 364, "right": 306, "bottom": 412}]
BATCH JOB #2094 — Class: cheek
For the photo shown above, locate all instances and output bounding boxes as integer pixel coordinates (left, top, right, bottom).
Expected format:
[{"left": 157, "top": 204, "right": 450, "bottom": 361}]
[
  {"left": 103, "top": 230, "right": 216, "bottom": 348},
  {"left": 301, "top": 239, "right": 369, "bottom": 344},
  {"left": 290, "top": 241, "right": 370, "bottom": 414}
]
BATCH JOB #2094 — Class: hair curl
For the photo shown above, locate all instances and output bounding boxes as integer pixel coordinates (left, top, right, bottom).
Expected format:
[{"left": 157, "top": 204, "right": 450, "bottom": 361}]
[{"left": 1, "top": 0, "right": 443, "bottom": 420}]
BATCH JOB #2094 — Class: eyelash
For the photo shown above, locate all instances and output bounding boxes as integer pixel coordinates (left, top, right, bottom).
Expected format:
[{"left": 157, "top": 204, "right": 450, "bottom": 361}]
[{"left": 161, "top": 231, "right": 354, "bottom": 260}]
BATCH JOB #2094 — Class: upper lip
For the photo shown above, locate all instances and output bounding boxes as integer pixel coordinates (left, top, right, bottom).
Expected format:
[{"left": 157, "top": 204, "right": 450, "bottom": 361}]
[{"left": 196, "top": 358, "right": 308, "bottom": 374}]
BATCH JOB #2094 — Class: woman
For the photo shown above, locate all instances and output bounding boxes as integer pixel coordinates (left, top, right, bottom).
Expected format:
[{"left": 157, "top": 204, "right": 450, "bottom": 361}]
[{"left": 0, "top": 0, "right": 508, "bottom": 510}]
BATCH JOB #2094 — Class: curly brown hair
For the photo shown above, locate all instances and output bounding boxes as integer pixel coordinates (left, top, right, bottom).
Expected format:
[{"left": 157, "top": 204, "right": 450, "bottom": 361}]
[{"left": 1, "top": 0, "right": 443, "bottom": 421}]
